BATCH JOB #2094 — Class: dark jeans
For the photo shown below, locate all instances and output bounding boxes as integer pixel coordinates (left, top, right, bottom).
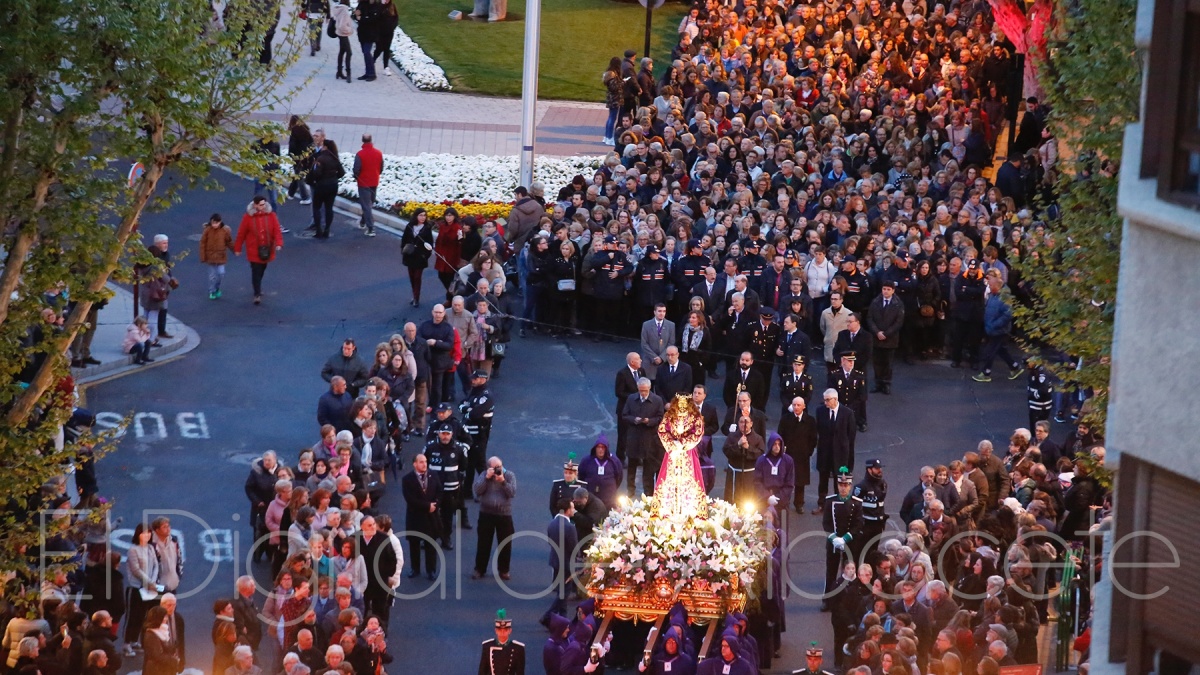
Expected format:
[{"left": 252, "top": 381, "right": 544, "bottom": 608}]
[
  {"left": 979, "top": 334, "right": 1018, "bottom": 374},
  {"left": 429, "top": 369, "right": 454, "bottom": 406},
  {"left": 337, "top": 36, "right": 353, "bottom": 76},
  {"left": 407, "top": 535, "right": 438, "bottom": 574},
  {"left": 474, "top": 512, "right": 514, "bottom": 575},
  {"left": 128, "top": 342, "right": 151, "bottom": 361},
  {"left": 250, "top": 262, "right": 268, "bottom": 296},
  {"left": 949, "top": 317, "right": 980, "bottom": 365},
  {"left": 360, "top": 40, "right": 376, "bottom": 77},
  {"left": 312, "top": 184, "right": 337, "bottom": 236},
  {"left": 407, "top": 266, "right": 426, "bottom": 303},
  {"left": 375, "top": 27, "right": 397, "bottom": 68}
]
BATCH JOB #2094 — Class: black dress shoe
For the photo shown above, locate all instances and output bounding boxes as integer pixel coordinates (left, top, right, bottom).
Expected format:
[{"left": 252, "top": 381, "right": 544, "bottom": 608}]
[
  {"left": 426, "top": 571, "right": 437, "bottom": 580},
  {"left": 158, "top": 332, "right": 174, "bottom": 339},
  {"left": 84, "top": 356, "right": 101, "bottom": 365},
  {"left": 71, "top": 359, "right": 85, "bottom": 368},
  {"left": 461, "top": 522, "right": 473, "bottom": 530}
]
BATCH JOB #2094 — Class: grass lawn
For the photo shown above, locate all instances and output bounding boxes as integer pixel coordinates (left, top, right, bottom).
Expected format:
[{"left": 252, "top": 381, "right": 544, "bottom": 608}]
[{"left": 396, "top": 0, "right": 687, "bottom": 100}]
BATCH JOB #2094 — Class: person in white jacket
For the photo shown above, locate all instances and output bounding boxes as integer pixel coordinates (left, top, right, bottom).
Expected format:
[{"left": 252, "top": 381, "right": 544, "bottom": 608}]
[
  {"left": 331, "top": 0, "right": 355, "bottom": 81},
  {"left": 377, "top": 514, "right": 406, "bottom": 591}
]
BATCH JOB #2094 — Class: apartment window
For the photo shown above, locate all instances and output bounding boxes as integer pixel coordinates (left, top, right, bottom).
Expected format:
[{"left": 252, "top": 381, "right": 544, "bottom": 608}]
[{"left": 1145, "top": 0, "right": 1200, "bottom": 207}]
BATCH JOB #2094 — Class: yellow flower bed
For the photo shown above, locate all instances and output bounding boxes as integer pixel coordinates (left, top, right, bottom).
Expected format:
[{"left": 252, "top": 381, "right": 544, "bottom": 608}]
[{"left": 393, "top": 200, "right": 530, "bottom": 220}]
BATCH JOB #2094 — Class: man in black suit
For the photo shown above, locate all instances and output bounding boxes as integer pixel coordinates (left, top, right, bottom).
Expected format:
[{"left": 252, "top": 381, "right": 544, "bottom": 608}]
[
  {"left": 717, "top": 292, "right": 756, "bottom": 373},
  {"left": 621, "top": 378, "right": 665, "bottom": 497},
  {"left": 692, "top": 383, "right": 720, "bottom": 437},
  {"left": 614, "top": 352, "right": 646, "bottom": 462},
  {"left": 691, "top": 266, "right": 724, "bottom": 322},
  {"left": 891, "top": 580, "right": 934, "bottom": 659},
  {"left": 775, "top": 312, "right": 812, "bottom": 370},
  {"left": 655, "top": 346, "right": 693, "bottom": 402},
  {"left": 723, "top": 351, "right": 766, "bottom": 409},
  {"left": 777, "top": 396, "right": 817, "bottom": 513},
  {"left": 721, "top": 390, "right": 768, "bottom": 440},
  {"left": 356, "top": 515, "right": 398, "bottom": 626},
  {"left": 866, "top": 280, "right": 905, "bottom": 394},
  {"left": 402, "top": 453, "right": 442, "bottom": 578},
  {"left": 833, "top": 312, "right": 873, "bottom": 379},
  {"left": 815, "top": 388, "right": 857, "bottom": 512}
]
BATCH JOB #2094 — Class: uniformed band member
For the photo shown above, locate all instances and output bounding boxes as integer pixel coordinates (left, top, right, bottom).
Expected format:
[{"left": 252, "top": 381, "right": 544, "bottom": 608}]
[
  {"left": 791, "top": 642, "right": 834, "bottom": 675},
  {"left": 778, "top": 354, "right": 814, "bottom": 417},
  {"left": 479, "top": 609, "right": 525, "bottom": 675},
  {"left": 425, "top": 423, "right": 470, "bottom": 547},
  {"left": 823, "top": 467, "right": 862, "bottom": 601},
  {"left": 548, "top": 453, "right": 588, "bottom": 516},
  {"left": 461, "top": 369, "right": 496, "bottom": 496},
  {"left": 830, "top": 352, "right": 868, "bottom": 433},
  {"left": 852, "top": 458, "right": 888, "bottom": 564}
]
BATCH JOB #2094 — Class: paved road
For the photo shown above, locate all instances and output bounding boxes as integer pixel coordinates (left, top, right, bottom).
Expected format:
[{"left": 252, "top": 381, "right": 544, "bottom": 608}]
[{"left": 88, "top": 169, "right": 1033, "bottom": 674}]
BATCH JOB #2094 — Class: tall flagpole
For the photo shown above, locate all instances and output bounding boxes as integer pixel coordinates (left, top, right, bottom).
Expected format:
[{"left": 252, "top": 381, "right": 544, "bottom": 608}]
[{"left": 518, "top": 0, "right": 542, "bottom": 187}]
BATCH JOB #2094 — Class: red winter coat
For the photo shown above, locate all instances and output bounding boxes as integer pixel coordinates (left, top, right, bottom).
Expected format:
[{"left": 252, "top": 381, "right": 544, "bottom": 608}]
[
  {"left": 433, "top": 218, "right": 462, "bottom": 273},
  {"left": 234, "top": 201, "right": 284, "bottom": 264}
]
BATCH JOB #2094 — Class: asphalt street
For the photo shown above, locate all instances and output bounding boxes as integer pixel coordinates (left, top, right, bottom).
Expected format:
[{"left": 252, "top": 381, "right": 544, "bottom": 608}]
[{"left": 87, "top": 168, "right": 1035, "bottom": 674}]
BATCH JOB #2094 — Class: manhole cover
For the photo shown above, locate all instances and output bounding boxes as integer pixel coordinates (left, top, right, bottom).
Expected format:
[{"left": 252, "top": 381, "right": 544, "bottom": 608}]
[{"left": 528, "top": 422, "right": 582, "bottom": 436}]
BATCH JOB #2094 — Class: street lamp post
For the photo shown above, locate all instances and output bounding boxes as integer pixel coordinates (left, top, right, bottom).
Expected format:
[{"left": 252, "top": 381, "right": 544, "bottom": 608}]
[{"left": 518, "top": 0, "right": 542, "bottom": 187}]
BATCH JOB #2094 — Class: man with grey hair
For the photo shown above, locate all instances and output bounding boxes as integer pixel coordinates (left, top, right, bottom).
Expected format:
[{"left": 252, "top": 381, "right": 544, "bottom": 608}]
[
  {"left": 926, "top": 579, "right": 959, "bottom": 632},
  {"left": 621, "top": 377, "right": 665, "bottom": 497},
  {"left": 353, "top": 133, "right": 382, "bottom": 237},
  {"left": 977, "top": 439, "right": 1011, "bottom": 507}
]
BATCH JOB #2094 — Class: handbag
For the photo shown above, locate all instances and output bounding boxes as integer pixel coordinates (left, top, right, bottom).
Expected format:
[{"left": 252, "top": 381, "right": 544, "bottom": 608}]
[
  {"left": 919, "top": 304, "right": 935, "bottom": 318},
  {"left": 256, "top": 220, "right": 272, "bottom": 260},
  {"left": 402, "top": 243, "right": 416, "bottom": 256},
  {"left": 326, "top": 17, "right": 336, "bottom": 37},
  {"left": 557, "top": 279, "right": 576, "bottom": 292},
  {"left": 491, "top": 342, "right": 507, "bottom": 356}
]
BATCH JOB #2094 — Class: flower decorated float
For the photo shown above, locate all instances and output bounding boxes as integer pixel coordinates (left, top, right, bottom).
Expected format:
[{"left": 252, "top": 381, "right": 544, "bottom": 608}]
[{"left": 584, "top": 395, "right": 772, "bottom": 658}]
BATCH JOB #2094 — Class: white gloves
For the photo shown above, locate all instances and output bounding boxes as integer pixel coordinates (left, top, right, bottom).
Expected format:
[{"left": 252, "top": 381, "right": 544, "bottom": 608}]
[
  {"left": 768, "top": 496, "right": 779, "bottom": 507},
  {"left": 423, "top": 242, "right": 433, "bottom": 250},
  {"left": 832, "top": 537, "right": 845, "bottom": 552}
]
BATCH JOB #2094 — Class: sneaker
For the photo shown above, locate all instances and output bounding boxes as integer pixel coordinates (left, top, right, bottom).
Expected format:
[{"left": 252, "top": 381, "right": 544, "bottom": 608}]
[
  {"left": 123, "top": 645, "right": 136, "bottom": 657},
  {"left": 972, "top": 372, "right": 992, "bottom": 382},
  {"left": 280, "top": 226, "right": 290, "bottom": 234},
  {"left": 365, "top": 230, "right": 376, "bottom": 237},
  {"left": 384, "top": 67, "right": 393, "bottom": 76},
  {"left": 356, "top": 221, "right": 366, "bottom": 229},
  {"left": 209, "top": 292, "right": 217, "bottom": 300},
  {"left": 253, "top": 295, "right": 262, "bottom": 305},
  {"left": 300, "top": 198, "right": 312, "bottom": 205},
  {"left": 1007, "top": 369, "right": 1022, "bottom": 380},
  {"left": 215, "top": 290, "right": 222, "bottom": 299}
]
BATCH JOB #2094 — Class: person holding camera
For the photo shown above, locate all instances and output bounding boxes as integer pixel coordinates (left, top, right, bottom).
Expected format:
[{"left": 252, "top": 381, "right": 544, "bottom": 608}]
[{"left": 471, "top": 456, "right": 516, "bottom": 581}]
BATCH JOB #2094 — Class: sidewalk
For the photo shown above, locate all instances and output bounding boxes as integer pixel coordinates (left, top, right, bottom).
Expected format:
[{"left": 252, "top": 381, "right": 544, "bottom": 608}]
[
  {"left": 70, "top": 284, "right": 200, "bottom": 386},
  {"left": 257, "top": 4, "right": 610, "bottom": 157}
]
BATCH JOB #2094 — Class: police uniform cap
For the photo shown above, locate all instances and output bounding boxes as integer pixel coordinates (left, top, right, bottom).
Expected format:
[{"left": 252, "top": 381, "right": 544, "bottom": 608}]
[
  {"left": 435, "top": 423, "right": 455, "bottom": 434},
  {"left": 840, "top": 351, "right": 856, "bottom": 361},
  {"left": 842, "top": 255, "right": 856, "bottom": 264},
  {"left": 645, "top": 244, "right": 660, "bottom": 255},
  {"left": 792, "top": 354, "right": 806, "bottom": 365},
  {"left": 436, "top": 402, "right": 454, "bottom": 413},
  {"left": 760, "top": 308, "right": 775, "bottom": 320},
  {"left": 866, "top": 458, "right": 883, "bottom": 469},
  {"left": 604, "top": 234, "right": 618, "bottom": 244},
  {"left": 687, "top": 238, "right": 702, "bottom": 251},
  {"left": 472, "top": 369, "right": 490, "bottom": 380}
]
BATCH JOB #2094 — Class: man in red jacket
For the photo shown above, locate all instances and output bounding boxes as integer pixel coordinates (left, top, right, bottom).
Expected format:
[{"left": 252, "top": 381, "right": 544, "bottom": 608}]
[
  {"left": 234, "top": 195, "right": 284, "bottom": 305},
  {"left": 353, "top": 134, "right": 383, "bottom": 237}
]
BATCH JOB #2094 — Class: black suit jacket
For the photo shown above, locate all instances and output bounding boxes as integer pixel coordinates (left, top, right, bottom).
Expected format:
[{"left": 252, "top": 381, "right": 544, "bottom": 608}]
[
  {"left": 402, "top": 470, "right": 442, "bottom": 537},
  {"left": 777, "top": 411, "right": 818, "bottom": 484},
  {"left": 721, "top": 405, "right": 768, "bottom": 439},
  {"left": 775, "top": 329, "right": 812, "bottom": 365},
  {"left": 654, "top": 361, "right": 693, "bottom": 402},
  {"left": 694, "top": 400, "right": 720, "bottom": 437},
  {"left": 815, "top": 404, "right": 857, "bottom": 473},
  {"left": 691, "top": 279, "right": 724, "bottom": 319},
  {"left": 614, "top": 366, "right": 646, "bottom": 415},
  {"left": 722, "top": 366, "right": 766, "bottom": 409},
  {"left": 834, "top": 328, "right": 873, "bottom": 363}
]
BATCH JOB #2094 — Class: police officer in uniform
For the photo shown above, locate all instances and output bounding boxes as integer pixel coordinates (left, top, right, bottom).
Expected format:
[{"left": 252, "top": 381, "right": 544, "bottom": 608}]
[
  {"left": 461, "top": 369, "right": 495, "bottom": 500},
  {"left": 426, "top": 402, "right": 474, "bottom": 446},
  {"left": 479, "top": 609, "right": 525, "bottom": 675},
  {"left": 1027, "top": 363, "right": 1054, "bottom": 429},
  {"left": 585, "top": 235, "right": 634, "bottom": 341},
  {"left": 822, "top": 467, "right": 862, "bottom": 603},
  {"left": 778, "top": 354, "right": 814, "bottom": 417},
  {"left": 831, "top": 352, "right": 869, "bottom": 433},
  {"left": 425, "top": 423, "right": 470, "bottom": 547},
  {"left": 747, "top": 308, "right": 782, "bottom": 402},
  {"left": 791, "top": 642, "right": 834, "bottom": 675},
  {"left": 853, "top": 458, "right": 888, "bottom": 564},
  {"left": 547, "top": 454, "right": 588, "bottom": 516}
]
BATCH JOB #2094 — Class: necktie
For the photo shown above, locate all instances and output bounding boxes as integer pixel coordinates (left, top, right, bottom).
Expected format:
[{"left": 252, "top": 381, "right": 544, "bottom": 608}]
[
  {"left": 884, "top": 299, "right": 889, "bottom": 308},
  {"left": 670, "top": 365, "right": 676, "bottom": 375},
  {"left": 419, "top": 473, "right": 427, "bottom": 490},
  {"left": 851, "top": 332, "right": 856, "bottom": 340}
]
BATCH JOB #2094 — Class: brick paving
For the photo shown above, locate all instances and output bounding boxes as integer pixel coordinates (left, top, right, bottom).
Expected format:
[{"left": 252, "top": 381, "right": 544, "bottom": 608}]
[{"left": 266, "top": 4, "right": 609, "bottom": 157}]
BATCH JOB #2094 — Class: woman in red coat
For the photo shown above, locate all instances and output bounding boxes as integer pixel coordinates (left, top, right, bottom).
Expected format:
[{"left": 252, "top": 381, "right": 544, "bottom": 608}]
[
  {"left": 234, "top": 195, "right": 284, "bottom": 305},
  {"left": 433, "top": 207, "right": 463, "bottom": 302}
]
